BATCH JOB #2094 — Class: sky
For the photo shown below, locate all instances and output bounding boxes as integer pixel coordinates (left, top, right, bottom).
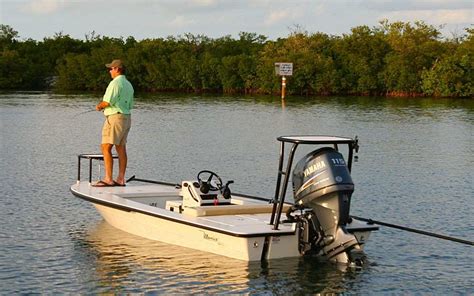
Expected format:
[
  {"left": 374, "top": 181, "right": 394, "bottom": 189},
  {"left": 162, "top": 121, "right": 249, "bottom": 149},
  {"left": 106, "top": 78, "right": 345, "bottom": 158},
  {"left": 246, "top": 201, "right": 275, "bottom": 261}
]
[{"left": 1, "top": 0, "right": 472, "bottom": 41}]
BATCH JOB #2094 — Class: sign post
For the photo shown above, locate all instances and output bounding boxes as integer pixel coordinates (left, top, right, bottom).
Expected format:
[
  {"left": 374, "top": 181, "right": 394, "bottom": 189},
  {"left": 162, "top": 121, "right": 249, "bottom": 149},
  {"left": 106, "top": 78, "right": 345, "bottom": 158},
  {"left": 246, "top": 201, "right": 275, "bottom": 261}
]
[{"left": 275, "top": 63, "right": 293, "bottom": 99}]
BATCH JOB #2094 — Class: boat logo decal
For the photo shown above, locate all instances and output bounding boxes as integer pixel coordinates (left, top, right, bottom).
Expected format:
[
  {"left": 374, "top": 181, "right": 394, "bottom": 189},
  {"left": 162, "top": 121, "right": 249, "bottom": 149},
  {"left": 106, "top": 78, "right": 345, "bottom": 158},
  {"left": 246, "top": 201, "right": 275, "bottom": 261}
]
[{"left": 202, "top": 231, "right": 218, "bottom": 242}]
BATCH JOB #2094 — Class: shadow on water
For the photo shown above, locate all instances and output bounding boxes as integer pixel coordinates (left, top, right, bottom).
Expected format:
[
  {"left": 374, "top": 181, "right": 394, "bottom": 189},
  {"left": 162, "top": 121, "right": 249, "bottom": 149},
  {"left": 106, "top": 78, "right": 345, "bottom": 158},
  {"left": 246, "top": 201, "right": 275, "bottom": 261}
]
[{"left": 69, "top": 221, "right": 362, "bottom": 294}]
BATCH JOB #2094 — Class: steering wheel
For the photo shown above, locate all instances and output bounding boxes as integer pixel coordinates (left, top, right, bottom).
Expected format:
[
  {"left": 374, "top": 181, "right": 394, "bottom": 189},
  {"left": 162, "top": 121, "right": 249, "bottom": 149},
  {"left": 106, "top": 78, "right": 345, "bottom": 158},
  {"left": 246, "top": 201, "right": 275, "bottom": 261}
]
[{"left": 197, "top": 170, "right": 223, "bottom": 192}]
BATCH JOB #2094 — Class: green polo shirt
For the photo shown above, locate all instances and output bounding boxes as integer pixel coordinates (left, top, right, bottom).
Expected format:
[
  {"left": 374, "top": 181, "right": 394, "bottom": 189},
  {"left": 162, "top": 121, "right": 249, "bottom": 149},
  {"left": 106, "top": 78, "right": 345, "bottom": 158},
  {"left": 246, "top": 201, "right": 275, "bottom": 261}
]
[{"left": 103, "top": 75, "right": 134, "bottom": 116}]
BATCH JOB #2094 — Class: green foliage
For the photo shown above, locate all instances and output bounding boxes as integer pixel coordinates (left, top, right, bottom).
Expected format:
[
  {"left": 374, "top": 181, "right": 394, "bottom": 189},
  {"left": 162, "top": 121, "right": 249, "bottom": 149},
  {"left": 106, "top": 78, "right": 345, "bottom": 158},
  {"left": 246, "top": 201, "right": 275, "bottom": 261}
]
[
  {"left": 0, "top": 49, "right": 24, "bottom": 88},
  {"left": 334, "top": 26, "right": 389, "bottom": 94},
  {"left": 0, "top": 22, "right": 472, "bottom": 97},
  {"left": 421, "top": 29, "right": 473, "bottom": 97},
  {"left": 0, "top": 24, "right": 19, "bottom": 49},
  {"left": 55, "top": 37, "right": 124, "bottom": 91},
  {"left": 379, "top": 20, "right": 446, "bottom": 94}
]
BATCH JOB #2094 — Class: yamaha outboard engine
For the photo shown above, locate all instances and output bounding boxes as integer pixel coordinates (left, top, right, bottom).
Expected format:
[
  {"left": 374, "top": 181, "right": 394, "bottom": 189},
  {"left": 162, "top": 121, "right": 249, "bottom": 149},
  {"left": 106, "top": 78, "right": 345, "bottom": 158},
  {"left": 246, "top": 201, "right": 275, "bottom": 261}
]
[{"left": 292, "top": 147, "right": 363, "bottom": 264}]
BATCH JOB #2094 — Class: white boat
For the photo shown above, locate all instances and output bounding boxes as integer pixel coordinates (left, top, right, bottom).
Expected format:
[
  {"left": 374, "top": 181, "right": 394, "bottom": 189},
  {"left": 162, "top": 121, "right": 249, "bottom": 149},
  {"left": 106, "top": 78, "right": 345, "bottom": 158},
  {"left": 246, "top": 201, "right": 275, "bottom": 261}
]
[{"left": 71, "top": 136, "right": 378, "bottom": 266}]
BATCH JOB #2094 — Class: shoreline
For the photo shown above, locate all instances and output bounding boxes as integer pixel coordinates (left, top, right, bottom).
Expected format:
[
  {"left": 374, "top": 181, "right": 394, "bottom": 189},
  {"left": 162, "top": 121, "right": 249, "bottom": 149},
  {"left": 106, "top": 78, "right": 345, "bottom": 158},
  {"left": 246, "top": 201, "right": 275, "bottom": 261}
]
[{"left": 1, "top": 88, "right": 472, "bottom": 99}]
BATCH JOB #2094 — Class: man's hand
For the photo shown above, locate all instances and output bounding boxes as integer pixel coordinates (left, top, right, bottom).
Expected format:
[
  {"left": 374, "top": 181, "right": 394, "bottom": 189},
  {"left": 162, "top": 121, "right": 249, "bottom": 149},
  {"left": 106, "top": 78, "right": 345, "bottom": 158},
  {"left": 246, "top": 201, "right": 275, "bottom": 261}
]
[{"left": 96, "top": 101, "right": 110, "bottom": 111}]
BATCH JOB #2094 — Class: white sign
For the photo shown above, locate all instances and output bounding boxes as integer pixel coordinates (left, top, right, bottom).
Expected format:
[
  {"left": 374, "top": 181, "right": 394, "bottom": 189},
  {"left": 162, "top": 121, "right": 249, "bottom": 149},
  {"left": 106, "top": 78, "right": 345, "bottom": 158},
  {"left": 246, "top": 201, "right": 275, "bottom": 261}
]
[{"left": 275, "top": 63, "right": 293, "bottom": 76}]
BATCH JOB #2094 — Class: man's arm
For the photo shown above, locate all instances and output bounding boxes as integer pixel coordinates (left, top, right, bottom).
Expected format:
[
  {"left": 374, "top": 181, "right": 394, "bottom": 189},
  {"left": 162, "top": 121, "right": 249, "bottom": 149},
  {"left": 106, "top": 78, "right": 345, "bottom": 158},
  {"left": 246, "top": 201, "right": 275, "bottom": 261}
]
[{"left": 98, "top": 79, "right": 119, "bottom": 111}]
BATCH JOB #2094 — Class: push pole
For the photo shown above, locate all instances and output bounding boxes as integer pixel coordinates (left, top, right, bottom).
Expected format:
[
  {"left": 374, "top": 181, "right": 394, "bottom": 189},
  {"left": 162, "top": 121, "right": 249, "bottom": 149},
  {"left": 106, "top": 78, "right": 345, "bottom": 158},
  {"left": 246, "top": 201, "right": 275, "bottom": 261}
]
[{"left": 281, "top": 76, "right": 286, "bottom": 99}]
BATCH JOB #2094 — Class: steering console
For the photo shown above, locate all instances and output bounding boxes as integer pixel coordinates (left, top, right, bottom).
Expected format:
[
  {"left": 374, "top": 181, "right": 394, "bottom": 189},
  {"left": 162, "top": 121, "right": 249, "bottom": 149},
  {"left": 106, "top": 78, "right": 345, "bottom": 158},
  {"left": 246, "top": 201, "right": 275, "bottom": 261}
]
[
  {"left": 196, "top": 170, "right": 233, "bottom": 199},
  {"left": 197, "top": 170, "right": 223, "bottom": 193}
]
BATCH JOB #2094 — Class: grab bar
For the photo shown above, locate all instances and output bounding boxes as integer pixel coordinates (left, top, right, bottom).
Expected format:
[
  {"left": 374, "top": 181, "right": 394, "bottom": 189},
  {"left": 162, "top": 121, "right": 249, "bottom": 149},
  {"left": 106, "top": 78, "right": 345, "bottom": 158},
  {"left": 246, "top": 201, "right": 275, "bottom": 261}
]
[{"left": 77, "top": 154, "right": 118, "bottom": 183}]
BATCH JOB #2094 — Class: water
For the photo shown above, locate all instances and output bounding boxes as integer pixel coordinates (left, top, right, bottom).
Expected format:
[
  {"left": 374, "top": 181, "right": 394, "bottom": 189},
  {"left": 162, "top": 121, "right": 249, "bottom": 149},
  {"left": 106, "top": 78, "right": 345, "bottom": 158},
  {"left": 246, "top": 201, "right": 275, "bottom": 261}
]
[{"left": 1, "top": 92, "right": 473, "bottom": 293}]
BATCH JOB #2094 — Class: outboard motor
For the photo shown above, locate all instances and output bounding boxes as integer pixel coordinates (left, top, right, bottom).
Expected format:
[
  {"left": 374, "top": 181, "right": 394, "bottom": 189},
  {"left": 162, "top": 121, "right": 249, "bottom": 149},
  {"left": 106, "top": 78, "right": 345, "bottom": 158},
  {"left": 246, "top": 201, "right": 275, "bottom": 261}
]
[{"left": 292, "top": 147, "right": 362, "bottom": 264}]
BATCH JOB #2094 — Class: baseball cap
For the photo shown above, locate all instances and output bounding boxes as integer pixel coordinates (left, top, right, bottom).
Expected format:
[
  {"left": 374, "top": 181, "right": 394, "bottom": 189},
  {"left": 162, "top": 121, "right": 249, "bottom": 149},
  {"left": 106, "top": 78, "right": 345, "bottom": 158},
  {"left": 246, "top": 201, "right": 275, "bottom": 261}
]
[{"left": 105, "top": 59, "right": 124, "bottom": 68}]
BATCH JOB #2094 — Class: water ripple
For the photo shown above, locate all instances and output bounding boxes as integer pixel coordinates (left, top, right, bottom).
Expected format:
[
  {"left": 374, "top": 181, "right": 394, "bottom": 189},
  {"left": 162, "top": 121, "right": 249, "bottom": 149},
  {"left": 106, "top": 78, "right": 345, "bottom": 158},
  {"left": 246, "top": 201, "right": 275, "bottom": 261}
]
[{"left": 1, "top": 93, "right": 473, "bottom": 293}]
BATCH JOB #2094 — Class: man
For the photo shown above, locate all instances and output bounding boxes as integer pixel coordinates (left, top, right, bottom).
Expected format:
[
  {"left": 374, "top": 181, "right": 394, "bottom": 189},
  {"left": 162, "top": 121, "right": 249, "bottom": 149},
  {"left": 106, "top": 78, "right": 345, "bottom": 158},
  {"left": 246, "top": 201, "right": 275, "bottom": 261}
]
[{"left": 93, "top": 59, "right": 134, "bottom": 187}]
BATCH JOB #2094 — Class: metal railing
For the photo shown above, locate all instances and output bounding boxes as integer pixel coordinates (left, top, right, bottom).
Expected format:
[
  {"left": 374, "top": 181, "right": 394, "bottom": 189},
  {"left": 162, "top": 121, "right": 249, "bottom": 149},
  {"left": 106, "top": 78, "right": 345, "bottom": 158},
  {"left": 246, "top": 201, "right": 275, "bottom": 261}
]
[{"left": 77, "top": 154, "right": 118, "bottom": 183}]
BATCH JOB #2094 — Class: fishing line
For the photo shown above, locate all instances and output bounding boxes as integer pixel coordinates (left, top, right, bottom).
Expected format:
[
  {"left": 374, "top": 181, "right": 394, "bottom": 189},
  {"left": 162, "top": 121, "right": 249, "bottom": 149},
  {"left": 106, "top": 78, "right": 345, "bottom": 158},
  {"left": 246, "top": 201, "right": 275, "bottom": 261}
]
[
  {"left": 73, "top": 109, "right": 96, "bottom": 117},
  {"left": 351, "top": 215, "right": 474, "bottom": 246}
]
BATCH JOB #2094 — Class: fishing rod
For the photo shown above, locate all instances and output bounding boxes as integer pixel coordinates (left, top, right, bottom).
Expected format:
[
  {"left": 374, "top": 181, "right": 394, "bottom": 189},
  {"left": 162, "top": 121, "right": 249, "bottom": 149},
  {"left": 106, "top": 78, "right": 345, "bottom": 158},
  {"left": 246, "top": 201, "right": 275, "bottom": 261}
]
[
  {"left": 74, "top": 109, "right": 96, "bottom": 117},
  {"left": 74, "top": 98, "right": 105, "bottom": 117},
  {"left": 351, "top": 215, "right": 474, "bottom": 246}
]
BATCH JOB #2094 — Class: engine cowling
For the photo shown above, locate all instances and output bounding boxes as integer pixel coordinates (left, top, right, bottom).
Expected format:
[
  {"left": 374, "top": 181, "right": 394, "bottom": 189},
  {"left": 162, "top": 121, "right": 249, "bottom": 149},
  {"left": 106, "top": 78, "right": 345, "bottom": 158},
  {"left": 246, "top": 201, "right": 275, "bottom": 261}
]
[{"left": 292, "top": 147, "right": 354, "bottom": 226}]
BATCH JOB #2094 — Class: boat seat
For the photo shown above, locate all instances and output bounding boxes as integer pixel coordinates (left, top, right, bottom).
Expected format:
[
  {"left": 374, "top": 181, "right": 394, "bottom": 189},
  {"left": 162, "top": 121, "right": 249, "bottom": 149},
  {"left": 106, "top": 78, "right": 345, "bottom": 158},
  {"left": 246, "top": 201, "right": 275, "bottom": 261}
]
[{"left": 184, "top": 203, "right": 291, "bottom": 217}]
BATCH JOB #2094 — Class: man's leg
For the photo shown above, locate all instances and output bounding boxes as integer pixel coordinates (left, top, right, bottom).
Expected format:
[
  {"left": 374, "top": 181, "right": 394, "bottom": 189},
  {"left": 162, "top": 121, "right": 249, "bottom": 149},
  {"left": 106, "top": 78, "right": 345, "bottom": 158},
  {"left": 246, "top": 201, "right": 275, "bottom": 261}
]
[
  {"left": 115, "top": 144, "right": 127, "bottom": 185},
  {"left": 101, "top": 143, "right": 114, "bottom": 184}
]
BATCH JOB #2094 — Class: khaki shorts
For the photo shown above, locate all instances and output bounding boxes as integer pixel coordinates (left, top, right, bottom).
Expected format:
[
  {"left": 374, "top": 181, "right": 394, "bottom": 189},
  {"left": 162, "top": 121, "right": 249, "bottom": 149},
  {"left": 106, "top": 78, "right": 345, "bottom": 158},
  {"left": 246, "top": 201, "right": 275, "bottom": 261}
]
[{"left": 101, "top": 114, "right": 131, "bottom": 145}]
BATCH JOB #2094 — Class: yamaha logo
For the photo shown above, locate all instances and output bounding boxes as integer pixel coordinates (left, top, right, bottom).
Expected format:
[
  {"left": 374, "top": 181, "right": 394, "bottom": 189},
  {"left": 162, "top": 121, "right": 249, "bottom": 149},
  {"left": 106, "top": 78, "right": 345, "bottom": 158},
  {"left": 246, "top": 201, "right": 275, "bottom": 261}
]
[{"left": 303, "top": 160, "right": 326, "bottom": 177}]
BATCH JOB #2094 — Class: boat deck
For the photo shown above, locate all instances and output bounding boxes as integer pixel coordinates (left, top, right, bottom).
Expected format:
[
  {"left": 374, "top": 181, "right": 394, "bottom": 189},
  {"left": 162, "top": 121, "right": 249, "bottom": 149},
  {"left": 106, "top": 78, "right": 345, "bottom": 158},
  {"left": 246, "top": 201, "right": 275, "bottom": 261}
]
[{"left": 71, "top": 181, "right": 296, "bottom": 237}]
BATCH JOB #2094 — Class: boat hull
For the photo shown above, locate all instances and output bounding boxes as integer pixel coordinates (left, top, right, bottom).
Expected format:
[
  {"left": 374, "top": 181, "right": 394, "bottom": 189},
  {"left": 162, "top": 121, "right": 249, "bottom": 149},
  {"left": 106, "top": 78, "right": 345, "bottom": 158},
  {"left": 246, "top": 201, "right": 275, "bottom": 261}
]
[
  {"left": 93, "top": 202, "right": 300, "bottom": 261},
  {"left": 70, "top": 180, "right": 373, "bottom": 263}
]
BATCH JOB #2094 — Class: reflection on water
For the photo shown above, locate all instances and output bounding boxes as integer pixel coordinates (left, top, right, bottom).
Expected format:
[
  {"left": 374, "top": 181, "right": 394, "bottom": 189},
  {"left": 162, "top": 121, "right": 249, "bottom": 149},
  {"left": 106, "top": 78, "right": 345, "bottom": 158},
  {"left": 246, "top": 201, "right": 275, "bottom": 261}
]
[{"left": 70, "top": 221, "right": 357, "bottom": 294}]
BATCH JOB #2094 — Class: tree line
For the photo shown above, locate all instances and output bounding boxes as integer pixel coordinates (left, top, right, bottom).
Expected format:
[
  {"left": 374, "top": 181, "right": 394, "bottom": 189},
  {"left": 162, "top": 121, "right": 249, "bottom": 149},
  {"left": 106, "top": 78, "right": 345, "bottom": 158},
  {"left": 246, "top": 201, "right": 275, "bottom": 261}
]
[{"left": 0, "top": 21, "right": 472, "bottom": 97}]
